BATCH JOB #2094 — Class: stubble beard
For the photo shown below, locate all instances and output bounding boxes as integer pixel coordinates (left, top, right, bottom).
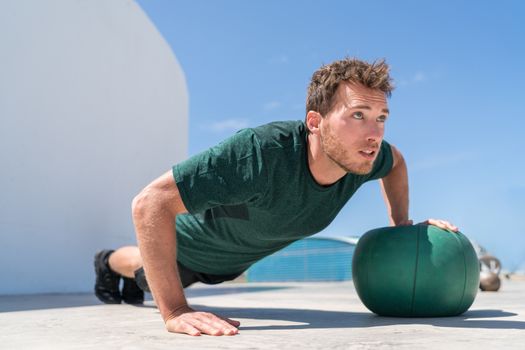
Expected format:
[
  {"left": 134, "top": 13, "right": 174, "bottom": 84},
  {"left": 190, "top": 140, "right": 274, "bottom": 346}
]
[{"left": 320, "top": 125, "right": 375, "bottom": 175}]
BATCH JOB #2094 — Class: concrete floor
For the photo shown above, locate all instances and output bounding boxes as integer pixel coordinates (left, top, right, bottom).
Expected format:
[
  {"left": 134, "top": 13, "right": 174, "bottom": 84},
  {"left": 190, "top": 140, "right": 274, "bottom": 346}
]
[{"left": 1, "top": 279, "right": 524, "bottom": 350}]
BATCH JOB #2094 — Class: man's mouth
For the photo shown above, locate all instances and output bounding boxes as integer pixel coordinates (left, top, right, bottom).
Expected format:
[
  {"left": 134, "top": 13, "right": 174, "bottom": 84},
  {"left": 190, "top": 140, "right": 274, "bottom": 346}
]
[{"left": 358, "top": 149, "right": 376, "bottom": 160}]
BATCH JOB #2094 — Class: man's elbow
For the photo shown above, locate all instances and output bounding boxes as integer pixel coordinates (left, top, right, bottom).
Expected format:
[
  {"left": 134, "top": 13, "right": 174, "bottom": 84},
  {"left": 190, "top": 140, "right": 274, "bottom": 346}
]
[
  {"left": 131, "top": 171, "right": 188, "bottom": 223},
  {"left": 131, "top": 188, "right": 154, "bottom": 223}
]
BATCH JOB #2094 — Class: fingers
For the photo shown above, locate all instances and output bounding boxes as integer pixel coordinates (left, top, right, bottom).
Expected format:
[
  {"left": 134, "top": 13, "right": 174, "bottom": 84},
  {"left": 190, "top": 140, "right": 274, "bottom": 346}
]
[
  {"left": 224, "top": 317, "right": 241, "bottom": 327},
  {"left": 166, "top": 311, "right": 240, "bottom": 336},
  {"left": 196, "top": 313, "right": 239, "bottom": 336},
  {"left": 420, "top": 218, "right": 459, "bottom": 233},
  {"left": 178, "top": 322, "right": 201, "bottom": 336}
]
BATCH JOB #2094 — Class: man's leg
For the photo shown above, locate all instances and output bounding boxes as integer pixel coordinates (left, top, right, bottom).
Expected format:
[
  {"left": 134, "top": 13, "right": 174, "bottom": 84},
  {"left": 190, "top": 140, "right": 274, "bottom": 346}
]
[
  {"left": 132, "top": 260, "right": 199, "bottom": 293},
  {"left": 108, "top": 246, "right": 143, "bottom": 277},
  {"left": 97, "top": 246, "right": 239, "bottom": 302}
]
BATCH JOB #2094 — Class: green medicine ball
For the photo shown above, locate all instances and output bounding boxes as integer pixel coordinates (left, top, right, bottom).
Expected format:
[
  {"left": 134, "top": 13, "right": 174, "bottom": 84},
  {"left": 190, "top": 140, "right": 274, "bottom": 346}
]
[{"left": 352, "top": 225, "right": 479, "bottom": 317}]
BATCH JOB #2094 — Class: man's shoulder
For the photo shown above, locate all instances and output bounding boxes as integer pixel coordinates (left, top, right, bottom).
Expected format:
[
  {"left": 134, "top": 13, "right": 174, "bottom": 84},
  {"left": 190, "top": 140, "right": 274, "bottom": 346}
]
[{"left": 248, "top": 120, "right": 306, "bottom": 149}]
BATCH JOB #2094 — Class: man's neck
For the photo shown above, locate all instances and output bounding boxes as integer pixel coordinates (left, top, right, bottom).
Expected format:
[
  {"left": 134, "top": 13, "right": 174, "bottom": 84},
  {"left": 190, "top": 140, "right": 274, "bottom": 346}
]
[{"left": 306, "top": 133, "right": 346, "bottom": 186}]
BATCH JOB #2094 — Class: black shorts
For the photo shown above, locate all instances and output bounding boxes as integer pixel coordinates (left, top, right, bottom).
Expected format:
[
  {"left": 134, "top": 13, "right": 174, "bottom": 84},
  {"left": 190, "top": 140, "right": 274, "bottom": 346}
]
[{"left": 133, "top": 261, "right": 243, "bottom": 292}]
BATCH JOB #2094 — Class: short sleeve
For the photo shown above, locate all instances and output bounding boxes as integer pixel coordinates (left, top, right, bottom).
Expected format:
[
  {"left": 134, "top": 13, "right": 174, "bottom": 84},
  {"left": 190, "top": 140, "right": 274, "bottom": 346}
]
[
  {"left": 172, "top": 128, "right": 267, "bottom": 214},
  {"left": 364, "top": 140, "right": 394, "bottom": 181}
]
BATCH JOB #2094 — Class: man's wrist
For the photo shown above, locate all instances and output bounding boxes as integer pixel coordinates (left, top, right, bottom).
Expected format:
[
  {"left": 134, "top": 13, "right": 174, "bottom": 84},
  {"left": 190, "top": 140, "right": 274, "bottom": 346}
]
[
  {"left": 393, "top": 218, "right": 412, "bottom": 226},
  {"left": 164, "top": 303, "right": 191, "bottom": 322}
]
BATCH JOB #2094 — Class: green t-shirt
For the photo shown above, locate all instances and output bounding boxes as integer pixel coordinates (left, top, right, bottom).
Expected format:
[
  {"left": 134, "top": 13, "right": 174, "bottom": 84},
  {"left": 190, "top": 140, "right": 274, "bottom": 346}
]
[{"left": 173, "top": 120, "right": 393, "bottom": 275}]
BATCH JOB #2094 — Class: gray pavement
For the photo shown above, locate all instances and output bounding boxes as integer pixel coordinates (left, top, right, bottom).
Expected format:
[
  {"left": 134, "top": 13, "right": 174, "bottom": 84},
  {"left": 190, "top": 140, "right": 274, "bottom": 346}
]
[{"left": 1, "top": 279, "right": 524, "bottom": 349}]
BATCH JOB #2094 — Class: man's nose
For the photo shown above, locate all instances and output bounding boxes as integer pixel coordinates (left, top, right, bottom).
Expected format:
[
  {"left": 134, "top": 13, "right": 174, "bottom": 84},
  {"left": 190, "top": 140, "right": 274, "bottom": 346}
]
[{"left": 366, "top": 121, "right": 383, "bottom": 142}]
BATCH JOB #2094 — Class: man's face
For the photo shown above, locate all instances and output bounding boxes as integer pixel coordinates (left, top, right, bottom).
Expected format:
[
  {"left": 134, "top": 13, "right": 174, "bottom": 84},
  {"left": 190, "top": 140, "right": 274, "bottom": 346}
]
[{"left": 319, "top": 82, "right": 389, "bottom": 175}]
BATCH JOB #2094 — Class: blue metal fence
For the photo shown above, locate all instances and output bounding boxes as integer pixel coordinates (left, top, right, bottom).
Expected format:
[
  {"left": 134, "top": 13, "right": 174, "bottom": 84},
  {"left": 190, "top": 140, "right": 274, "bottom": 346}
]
[{"left": 246, "top": 236, "right": 358, "bottom": 282}]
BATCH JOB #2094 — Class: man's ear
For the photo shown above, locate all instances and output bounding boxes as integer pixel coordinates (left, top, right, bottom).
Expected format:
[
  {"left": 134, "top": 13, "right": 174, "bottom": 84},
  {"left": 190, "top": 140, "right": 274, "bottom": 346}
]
[{"left": 306, "top": 111, "right": 322, "bottom": 135}]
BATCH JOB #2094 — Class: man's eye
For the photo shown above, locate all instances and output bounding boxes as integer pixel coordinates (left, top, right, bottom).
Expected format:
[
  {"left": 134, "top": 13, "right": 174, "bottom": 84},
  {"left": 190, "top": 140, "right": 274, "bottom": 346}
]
[
  {"left": 377, "top": 115, "right": 387, "bottom": 122},
  {"left": 352, "top": 112, "right": 364, "bottom": 120}
]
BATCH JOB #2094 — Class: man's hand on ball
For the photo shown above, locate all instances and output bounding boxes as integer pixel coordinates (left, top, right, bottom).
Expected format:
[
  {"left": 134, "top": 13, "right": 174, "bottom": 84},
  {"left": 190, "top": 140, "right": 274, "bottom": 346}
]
[{"left": 419, "top": 218, "right": 459, "bottom": 233}]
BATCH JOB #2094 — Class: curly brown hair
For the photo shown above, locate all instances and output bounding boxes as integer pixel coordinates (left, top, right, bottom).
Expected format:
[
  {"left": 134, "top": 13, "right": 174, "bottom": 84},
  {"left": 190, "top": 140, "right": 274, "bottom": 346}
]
[{"left": 306, "top": 58, "right": 394, "bottom": 119}]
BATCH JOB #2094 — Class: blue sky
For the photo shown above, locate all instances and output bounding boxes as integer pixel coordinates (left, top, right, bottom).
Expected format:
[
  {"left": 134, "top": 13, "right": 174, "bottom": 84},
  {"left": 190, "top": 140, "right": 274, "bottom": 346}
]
[{"left": 137, "top": 0, "right": 525, "bottom": 271}]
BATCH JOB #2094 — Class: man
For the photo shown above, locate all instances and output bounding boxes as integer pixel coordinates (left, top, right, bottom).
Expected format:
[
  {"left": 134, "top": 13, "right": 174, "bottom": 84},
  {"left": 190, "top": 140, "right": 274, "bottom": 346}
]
[{"left": 94, "top": 57, "right": 458, "bottom": 336}]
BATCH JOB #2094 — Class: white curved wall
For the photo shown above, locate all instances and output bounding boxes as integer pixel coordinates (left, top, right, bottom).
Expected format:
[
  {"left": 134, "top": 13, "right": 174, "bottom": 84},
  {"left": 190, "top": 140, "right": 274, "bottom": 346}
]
[{"left": 0, "top": 0, "right": 188, "bottom": 294}]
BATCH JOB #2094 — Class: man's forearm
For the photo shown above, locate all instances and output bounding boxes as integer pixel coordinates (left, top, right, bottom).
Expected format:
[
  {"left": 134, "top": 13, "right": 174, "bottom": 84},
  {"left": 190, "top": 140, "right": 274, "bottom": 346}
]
[
  {"left": 132, "top": 193, "right": 187, "bottom": 322},
  {"left": 130, "top": 171, "right": 240, "bottom": 336},
  {"left": 380, "top": 148, "right": 410, "bottom": 225}
]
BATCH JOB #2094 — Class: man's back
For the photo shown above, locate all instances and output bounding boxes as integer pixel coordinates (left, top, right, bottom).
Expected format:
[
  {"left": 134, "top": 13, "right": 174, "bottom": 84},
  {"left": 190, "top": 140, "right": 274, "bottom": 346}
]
[{"left": 174, "top": 120, "right": 393, "bottom": 275}]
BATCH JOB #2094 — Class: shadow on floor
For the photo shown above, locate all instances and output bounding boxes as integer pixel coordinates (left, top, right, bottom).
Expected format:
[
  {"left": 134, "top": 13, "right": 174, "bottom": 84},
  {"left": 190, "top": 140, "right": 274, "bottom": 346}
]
[
  {"left": 190, "top": 305, "right": 525, "bottom": 331},
  {"left": 185, "top": 285, "right": 292, "bottom": 298},
  {"left": 0, "top": 285, "right": 291, "bottom": 313},
  {"left": 0, "top": 293, "right": 102, "bottom": 313}
]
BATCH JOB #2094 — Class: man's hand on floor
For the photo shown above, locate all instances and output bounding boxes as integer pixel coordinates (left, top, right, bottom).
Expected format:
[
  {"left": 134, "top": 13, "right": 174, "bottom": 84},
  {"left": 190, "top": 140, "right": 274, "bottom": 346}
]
[{"left": 165, "top": 305, "right": 240, "bottom": 336}]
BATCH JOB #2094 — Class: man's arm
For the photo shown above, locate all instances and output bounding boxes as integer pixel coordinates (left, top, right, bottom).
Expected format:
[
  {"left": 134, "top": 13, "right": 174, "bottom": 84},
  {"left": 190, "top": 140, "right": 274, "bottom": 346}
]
[
  {"left": 379, "top": 145, "right": 458, "bottom": 232},
  {"left": 132, "top": 170, "right": 240, "bottom": 336},
  {"left": 379, "top": 144, "right": 411, "bottom": 226}
]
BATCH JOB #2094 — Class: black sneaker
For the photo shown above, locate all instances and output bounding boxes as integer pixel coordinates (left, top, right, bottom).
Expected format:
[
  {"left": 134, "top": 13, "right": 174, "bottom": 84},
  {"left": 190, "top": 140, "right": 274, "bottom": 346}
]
[
  {"left": 122, "top": 277, "right": 145, "bottom": 304},
  {"left": 134, "top": 267, "right": 151, "bottom": 293},
  {"left": 94, "top": 250, "right": 122, "bottom": 304}
]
